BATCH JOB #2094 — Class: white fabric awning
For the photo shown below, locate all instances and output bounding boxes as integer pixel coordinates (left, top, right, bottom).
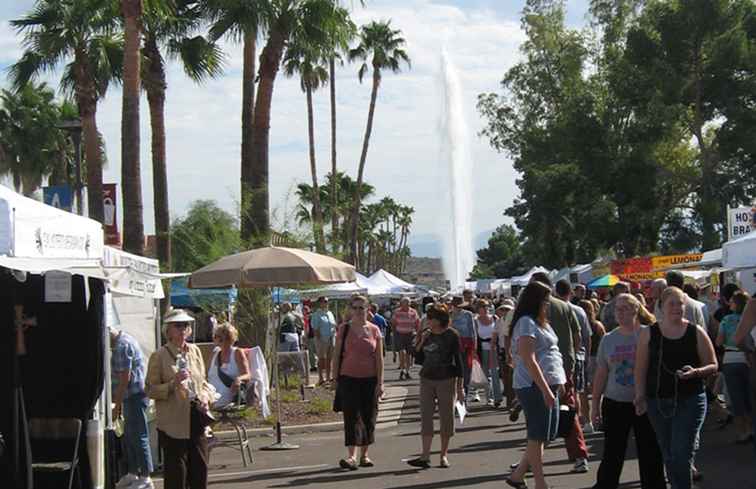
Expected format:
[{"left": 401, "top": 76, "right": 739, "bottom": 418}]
[{"left": 723, "top": 233, "right": 756, "bottom": 270}]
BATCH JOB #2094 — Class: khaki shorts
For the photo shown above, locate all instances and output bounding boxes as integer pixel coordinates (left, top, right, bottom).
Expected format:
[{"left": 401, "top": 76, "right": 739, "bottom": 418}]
[{"left": 315, "top": 337, "right": 335, "bottom": 358}]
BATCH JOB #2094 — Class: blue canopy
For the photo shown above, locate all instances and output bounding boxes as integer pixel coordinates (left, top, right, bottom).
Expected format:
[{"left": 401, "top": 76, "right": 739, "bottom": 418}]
[{"left": 170, "top": 278, "right": 237, "bottom": 309}]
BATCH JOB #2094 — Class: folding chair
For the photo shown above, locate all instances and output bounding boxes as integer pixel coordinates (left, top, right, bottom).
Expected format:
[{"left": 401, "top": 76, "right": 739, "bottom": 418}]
[{"left": 29, "top": 417, "right": 83, "bottom": 489}]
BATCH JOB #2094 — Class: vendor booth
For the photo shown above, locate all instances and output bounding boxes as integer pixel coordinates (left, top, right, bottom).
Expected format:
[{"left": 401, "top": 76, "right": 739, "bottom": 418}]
[
  {"left": 0, "top": 185, "right": 106, "bottom": 489},
  {"left": 0, "top": 186, "right": 173, "bottom": 489}
]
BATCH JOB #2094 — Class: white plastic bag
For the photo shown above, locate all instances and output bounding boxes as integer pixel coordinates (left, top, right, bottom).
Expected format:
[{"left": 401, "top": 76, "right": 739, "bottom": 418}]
[{"left": 470, "top": 357, "right": 488, "bottom": 389}]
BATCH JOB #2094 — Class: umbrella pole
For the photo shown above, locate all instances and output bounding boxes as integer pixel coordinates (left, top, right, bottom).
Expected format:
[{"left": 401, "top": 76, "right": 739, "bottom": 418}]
[{"left": 262, "top": 288, "right": 299, "bottom": 451}]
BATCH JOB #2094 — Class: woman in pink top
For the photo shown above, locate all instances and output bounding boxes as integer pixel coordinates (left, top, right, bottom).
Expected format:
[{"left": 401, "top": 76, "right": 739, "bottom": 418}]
[{"left": 332, "top": 295, "right": 385, "bottom": 470}]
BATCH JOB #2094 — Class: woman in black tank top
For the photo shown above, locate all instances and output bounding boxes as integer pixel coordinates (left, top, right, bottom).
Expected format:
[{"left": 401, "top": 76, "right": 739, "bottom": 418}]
[{"left": 633, "top": 287, "right": 718, "bottom": 489}]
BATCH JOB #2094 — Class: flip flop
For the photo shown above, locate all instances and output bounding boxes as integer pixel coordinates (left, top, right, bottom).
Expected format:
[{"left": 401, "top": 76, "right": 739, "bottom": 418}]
[
  {"left": 505, "top": 478, "right": 528, "bottom": 489},
  {"left": 339, "top": 458, "right": 358, "bottom": 471}
]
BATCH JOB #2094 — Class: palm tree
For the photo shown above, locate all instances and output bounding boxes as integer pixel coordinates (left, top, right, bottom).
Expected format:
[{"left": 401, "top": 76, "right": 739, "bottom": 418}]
[
  {"left": 121, "top": 0, "right": 144, "bottom": 254},
  {"left": 324, "top": 5, "right": 356, "bottom": 254},
  {"left": 284, "top": 39, "right": 329, "bottom": 252},
  {"left": 10, "top": 0, "right": 122, "bottom": 223},
  {"left": 143, "top": 0, "right": 224, "bottom": 270},
  {"left": 347, "top": 20, "right": 410, "bottom": 263},
  {"left": 244, "top": 0, "right": 334, "bottom": 245},
  {"left": 0, "top": 83, "right": 74, "bottom": 195},
  {"left": 203, "top": 0, "right": 262, "bottom": 246}
]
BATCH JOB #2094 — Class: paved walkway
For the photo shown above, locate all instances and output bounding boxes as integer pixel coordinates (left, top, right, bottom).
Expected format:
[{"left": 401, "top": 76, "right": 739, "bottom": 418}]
[{"left": 155, "top": 358, "right": 754, "bottom": 489}]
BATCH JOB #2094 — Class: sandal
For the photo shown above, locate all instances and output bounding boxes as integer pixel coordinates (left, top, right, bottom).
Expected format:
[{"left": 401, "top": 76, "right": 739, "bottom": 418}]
[
  {"left": 439, "top": 456, "right": 450, "bottom": 468},
  {"left": 359, "top": 457, "right": 374, "bottom": 467},
  {"left": 505, "top": 478, "right": 528, "bottom": 489},
  {"left": 339, "top": 458, "right": 358, "bottom": 470}
]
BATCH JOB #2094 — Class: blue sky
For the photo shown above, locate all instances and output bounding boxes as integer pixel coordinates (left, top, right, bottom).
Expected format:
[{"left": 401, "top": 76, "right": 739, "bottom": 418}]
[{"left": 0, "top": 0, "right": 592, "bottom": 258}]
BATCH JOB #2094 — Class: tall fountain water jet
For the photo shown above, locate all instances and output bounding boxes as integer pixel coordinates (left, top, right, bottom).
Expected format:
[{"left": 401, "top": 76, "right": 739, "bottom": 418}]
[{"left": 440, "top": 50, "right": 475, "bottom": 289}]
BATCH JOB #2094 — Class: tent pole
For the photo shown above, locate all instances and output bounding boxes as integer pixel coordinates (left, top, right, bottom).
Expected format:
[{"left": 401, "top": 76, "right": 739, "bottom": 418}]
[{"left": 261, "top": 288, "right": 299, "bottom": 450}]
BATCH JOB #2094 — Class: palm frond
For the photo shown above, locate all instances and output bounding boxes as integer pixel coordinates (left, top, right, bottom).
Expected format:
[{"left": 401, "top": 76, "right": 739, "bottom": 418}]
[{"left": 170, "top": 36, "right": 226, "bottom": 82}]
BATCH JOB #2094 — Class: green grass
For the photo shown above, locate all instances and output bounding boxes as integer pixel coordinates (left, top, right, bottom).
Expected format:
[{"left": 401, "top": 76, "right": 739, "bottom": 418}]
[{"left": 306, "top": 397, "right": 332, "bottom": 415}]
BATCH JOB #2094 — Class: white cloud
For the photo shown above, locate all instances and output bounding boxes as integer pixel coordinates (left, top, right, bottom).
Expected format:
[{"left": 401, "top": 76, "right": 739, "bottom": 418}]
[{"left": 1, "top": 0, "right": 543, "bottom": 257}]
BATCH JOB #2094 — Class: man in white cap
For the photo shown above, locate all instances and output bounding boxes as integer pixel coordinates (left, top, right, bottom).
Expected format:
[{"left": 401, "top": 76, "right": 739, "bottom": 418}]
[{"left": 494, "top": 299, "right": 516, "bottom": 409}]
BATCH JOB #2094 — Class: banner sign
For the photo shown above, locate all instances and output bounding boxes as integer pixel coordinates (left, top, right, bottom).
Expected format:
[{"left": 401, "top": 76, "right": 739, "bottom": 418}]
[
  {"left": 727, "top": 206, "right": 756, "bottom": 240},
  {"left": 610, "top": 253, "right": 706, "bottom": 281},
  {"left": 43, "top": 185, "right": 73, "bottom": 212},
  {"left": 651, "top": 254, "right": 704, "bottom": 270},
  {"left": 103, "top": 184, "right": 120, "bottom": 246}
]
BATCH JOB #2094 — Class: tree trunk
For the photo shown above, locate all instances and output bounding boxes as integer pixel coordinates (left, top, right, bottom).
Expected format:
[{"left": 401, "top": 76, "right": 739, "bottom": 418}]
[
  {"left": 121, "top": 0, "right": 145, "bottom": 255},
  {"left": 144, "top": 34, "right": 171, "bottom": 270},
  {"left": 244, "top": 28, "right": 287, "bottom": 246},
  {"left": 306, "top": 84, "right": 325, "bottom": 252},
  {"left": 240, "top": 31, "right": 256, "bottom": 245},
  {"left": 329, "top": 57, "right": 339, "bottom": 254},
  {"left": 74, "top": 51, "right": 105, "bottom": 223},
  {"left": 692, "top": 44, "right": 719, "bottom": 250},
  {"left": 349, "top": 68, "right": 380, "bottom": 264}
]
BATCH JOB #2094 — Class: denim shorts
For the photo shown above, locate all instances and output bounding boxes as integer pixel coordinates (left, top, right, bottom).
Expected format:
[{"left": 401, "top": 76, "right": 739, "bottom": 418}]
[{"left": 516, "top": 383, "right": 560, "bottom": 441}]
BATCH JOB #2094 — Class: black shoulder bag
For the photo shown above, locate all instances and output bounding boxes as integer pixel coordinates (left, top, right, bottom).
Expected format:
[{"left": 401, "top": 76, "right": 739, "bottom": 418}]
[{"left": 332, "top": 323, "right": 350, "bottom": 413}]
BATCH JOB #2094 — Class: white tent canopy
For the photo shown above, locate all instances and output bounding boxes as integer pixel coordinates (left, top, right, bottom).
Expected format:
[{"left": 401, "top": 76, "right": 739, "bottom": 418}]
[
  {"left": 0, "top": 184, "right": 104, "bottom": 261},
  {"left": 511, "top": 266, "right": 551, "bottom": 286},
  {"left": 300, "top": 272, "right": 371, "bottom": 299},
  {"left": 368, "top": 269, "right": 416, "bottom": 296},
  {"left": 723, "top": 232, "right": 756, "bottom": 270}
]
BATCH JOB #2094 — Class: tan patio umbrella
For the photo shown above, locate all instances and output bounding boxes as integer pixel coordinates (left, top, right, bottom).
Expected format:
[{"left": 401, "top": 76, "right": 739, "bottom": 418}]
[
  {"left": 189, "top": 246, "right": 356, "bottom": 288},
  {"left": 188, "top": 246, "right": 355, "bottom": 450}
]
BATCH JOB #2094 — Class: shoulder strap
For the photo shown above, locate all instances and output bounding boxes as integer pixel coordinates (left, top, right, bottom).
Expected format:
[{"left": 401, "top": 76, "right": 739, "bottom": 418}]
[
  {"left": 336, "top": 322, "right": 350, "bottom": 377},
  {"left": 215, "top": 349, "right": 235, "bottom": 388}
]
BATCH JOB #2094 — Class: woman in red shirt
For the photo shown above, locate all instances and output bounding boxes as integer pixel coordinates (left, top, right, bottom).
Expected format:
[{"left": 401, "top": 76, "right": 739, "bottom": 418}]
[{"left": 332, "top": 295, "right": 385, "bottom": 470}]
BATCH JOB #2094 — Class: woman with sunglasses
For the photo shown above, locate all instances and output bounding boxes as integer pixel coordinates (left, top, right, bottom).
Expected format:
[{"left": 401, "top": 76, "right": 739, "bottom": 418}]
[
  {"left": 146, "top": 309, "right": 213, "bottom": 489},
  {"left": 332, "top": 295, "right": 385, "bottom": 470}
]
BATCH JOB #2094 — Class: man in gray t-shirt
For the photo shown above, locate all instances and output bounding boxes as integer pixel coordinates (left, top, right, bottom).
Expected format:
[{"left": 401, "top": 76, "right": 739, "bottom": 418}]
[{"left": 595, "top": 328, "right": 641, "bottom": 403}]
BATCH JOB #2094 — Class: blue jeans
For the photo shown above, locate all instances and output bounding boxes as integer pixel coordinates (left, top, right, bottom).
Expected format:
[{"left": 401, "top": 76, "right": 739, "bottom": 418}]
[
  {"left": 646, "top": 392, "right": 706, "bottom": 489},
  {"left": 480, "top": 350, "right": 502, "bottom": 403},
  {"left": 123, "top": 393, "right": 153, "bottom": 476},
  {"left": 722, "top": 362, "right": 752, "bottom": 417}
]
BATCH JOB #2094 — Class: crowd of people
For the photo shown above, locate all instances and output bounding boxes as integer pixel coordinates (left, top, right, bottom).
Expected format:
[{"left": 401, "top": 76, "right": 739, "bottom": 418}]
[{"left": 105, "top": 270, "right": 756, "bottom": 489}]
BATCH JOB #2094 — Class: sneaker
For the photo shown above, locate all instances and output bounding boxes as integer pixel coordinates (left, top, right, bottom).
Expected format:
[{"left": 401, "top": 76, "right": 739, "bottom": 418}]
[
  {"left": 571, "top": 458, "right": 589, "bottom": 473},
  {"left": 582, "top": 422, "right": 595, "bottom": 435},
  {"left": 116, "top": 474, "right": 139, "bottom": 489},
  {"left": 134, "top": 478, "right": 154, "bottom": 489},
  {"left": 439, "top": 456, "right": 450, "bottom": 468}
]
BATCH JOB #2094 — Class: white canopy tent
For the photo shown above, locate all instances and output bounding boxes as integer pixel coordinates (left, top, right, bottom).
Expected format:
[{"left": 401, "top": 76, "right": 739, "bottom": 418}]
[
  {"left": 510, "top": 266, "right": 551, "bottom": 286},
  {"left": 368, "top": 269, "right": 417, "bottom": 296},
  {"left": 300, "top": 272, "right": 371, "bottom": 299},
  {"left": 0, "top": 184, "right": 104, "bottom": 264},
  {"left": 723, "top": 233, "right": 756, "bottom": 270}
]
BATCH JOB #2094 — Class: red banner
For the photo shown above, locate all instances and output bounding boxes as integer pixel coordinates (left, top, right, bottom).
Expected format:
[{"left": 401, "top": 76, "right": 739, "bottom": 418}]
[{"left": 103, "top": 184, "right": 120, "bottom": 246}]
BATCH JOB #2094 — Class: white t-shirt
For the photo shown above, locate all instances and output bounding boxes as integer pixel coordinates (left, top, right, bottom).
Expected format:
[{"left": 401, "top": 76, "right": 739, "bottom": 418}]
[{"left": 477, "top": 317, "right": 496, "bottom": 350}]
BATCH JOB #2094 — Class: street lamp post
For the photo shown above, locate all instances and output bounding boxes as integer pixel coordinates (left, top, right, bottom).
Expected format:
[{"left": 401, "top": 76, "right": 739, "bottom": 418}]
[{"left": 55, "top": 119, "right": 83, "bottom": 215}]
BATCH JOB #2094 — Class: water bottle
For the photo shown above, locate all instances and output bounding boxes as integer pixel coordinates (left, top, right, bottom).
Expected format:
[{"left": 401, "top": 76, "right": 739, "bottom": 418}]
[{"left": 175, "top": 353, "right": 193, "bottom": 399}]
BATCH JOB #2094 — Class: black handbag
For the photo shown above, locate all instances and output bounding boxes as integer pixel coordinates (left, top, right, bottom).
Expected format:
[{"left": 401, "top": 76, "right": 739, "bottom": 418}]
[
  {"left": 332, "top": 323, "right": 350, "bottom": 413},
  {"left": 557, "top": 405, "right": 577, "bottom": 438}
]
